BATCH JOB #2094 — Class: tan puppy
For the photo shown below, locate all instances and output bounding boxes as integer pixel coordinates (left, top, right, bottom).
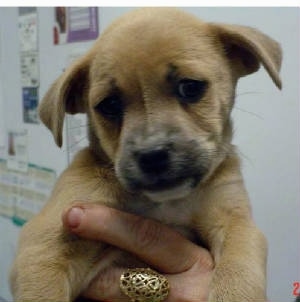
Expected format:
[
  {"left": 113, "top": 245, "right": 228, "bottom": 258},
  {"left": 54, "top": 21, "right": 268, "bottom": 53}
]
[{"left": 10, "top": 8, "right": 282, "bottom": 302}]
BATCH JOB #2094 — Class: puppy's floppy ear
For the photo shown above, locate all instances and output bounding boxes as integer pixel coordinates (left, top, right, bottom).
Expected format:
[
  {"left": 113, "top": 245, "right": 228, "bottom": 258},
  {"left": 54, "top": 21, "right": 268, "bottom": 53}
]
[
  {"left": 210, "top": 23, "right": 282, "bottom": 89},
  {"left": 39, "top": 56, "right": 90, "bottom": 147}
]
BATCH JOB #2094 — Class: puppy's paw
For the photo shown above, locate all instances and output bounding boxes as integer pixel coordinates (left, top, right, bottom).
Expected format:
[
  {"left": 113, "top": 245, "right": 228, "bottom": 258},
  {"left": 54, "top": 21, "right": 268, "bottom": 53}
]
[
  {"left": 209, "top": 264, "right": 266, "bottom": 302},
  {"left": 10, "top": 257, "right": 71, "bottom": 302}
]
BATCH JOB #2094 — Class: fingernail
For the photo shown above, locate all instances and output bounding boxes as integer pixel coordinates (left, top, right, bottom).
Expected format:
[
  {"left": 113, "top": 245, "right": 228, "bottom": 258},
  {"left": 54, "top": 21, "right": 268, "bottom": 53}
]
[{"left": 67, "top": 207, "right": 83, "bottom": 228}]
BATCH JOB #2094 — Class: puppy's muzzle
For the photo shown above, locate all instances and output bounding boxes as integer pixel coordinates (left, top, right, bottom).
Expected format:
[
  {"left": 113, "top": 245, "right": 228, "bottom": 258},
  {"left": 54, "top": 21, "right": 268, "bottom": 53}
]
[
  {"left": 134, "top": 145, "right": 202, "bottom": 193},
  {"left": 136, "top": 147, "right": 170, "bottom": 175},
  {"left": 116, "top": 127, "right": 209, "bottom": 200}
]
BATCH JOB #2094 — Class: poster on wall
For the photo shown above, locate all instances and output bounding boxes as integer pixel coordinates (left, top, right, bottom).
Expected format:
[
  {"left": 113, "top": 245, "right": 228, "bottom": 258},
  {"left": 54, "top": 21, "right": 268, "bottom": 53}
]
[
  {"left": 18, "top": 8, "right": 38, "bottom": 52},
  {"left": 64, "top": 51, "right": 89, "bottom": 163},
  {"left": 66, "top": 114, "right": 88, "bottom": 163},
  {"left": 6, "top": 129, "right": 28, "bottom": 173},
  {"left": 53, "top": 7, "right": 99, "bottom": 45},
  {"left": 18, "top": 7, "right": 40, "bottom": 124},
  {"left": 22, "top": 87, "right": 39, "bottom": 124},
  {"left": 0, "top": 158, "right": 56, "bottom": 225},
  {"left": 20, "top": 52, "right": 39, "bottom": 87},
  {"left": 0, "top": 62, "right": 5, "bottom": 158}
]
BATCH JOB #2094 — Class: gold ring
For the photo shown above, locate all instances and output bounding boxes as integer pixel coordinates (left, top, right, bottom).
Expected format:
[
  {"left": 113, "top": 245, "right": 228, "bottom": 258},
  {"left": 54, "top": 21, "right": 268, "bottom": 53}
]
[{"left": 120, "top": 268, "right": 170, "bottom": 302}]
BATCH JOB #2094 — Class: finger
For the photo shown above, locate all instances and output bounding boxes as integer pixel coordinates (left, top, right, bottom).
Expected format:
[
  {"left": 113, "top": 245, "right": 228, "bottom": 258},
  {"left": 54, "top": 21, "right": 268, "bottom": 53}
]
[
  {"left": 83, "top": 266, "right": 173, "bottom": 302},
  {"left": 81, "top": 266, "right": 128, "bottom": 301},
  {"left": 62, "top": 204, "right": 213, "bottom": 274},
  {"left": 83, "top": 261, "right": 211, "bottom": 302}
]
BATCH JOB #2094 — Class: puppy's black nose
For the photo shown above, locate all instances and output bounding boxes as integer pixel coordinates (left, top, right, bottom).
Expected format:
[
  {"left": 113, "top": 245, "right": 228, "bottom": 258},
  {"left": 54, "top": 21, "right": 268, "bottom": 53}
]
[{"left": 137, "top": 148, "right": 170, "bottom": 174}]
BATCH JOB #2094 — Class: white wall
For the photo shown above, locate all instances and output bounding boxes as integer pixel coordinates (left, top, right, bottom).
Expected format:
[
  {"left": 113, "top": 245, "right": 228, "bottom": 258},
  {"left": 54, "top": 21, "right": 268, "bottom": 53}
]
[{"left": 0, "top": 7, "right": 299, "bottom": 301}]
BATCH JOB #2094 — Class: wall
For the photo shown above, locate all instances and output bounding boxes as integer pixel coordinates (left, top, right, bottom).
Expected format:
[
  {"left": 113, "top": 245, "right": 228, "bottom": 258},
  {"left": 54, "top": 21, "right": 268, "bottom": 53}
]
[{"left": 0, "top": 7, "right": 299, "bottom": 301}]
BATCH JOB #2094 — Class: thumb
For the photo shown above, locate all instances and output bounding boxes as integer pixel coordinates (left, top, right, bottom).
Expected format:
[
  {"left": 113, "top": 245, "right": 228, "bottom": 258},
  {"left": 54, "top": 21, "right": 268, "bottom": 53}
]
[{"left": 63, "top": 204, "right": 213, "bottom": 274}]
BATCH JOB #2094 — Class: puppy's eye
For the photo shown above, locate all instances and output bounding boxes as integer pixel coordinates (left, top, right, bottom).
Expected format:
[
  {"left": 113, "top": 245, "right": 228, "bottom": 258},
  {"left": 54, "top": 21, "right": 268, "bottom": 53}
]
[
  {"left": 95, "top": 96, "right": 123, "bottom": 119},
  {"left": 176, "top": 79, "right": 208, "bottom": 103}
]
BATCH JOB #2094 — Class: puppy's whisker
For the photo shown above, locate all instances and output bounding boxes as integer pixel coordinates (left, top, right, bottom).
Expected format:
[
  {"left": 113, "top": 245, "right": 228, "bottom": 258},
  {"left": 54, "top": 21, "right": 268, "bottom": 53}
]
[
  {"left": 235, "top": 149, "right": 254, "bottom": 167},
  {"left": 234, "top": 106, "right": 264, "bottom": 120},
  {"left": 234, "top": 91, "right": 264, "bottom": 119},
  {"left": 235, "top": 91, "right": 262, "bottom": 98}
]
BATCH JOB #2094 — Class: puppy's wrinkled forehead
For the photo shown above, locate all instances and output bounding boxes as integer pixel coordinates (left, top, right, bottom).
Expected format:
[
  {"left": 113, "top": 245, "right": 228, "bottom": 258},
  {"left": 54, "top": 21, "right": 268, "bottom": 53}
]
[{"left": 90, "top": 9, "right": 222, "bottom": 84}]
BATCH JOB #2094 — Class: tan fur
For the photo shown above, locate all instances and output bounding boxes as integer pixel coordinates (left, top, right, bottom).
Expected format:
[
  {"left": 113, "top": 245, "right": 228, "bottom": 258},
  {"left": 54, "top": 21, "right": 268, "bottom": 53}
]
[{"left": 10, "top": 8, "right": 281, "bottom": 302}]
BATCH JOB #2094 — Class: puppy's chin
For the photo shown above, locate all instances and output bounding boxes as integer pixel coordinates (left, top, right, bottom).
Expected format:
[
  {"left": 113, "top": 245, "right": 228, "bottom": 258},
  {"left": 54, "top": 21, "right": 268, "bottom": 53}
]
[{"left": 142, "top": 179, "right": 195, "bottom": 202}]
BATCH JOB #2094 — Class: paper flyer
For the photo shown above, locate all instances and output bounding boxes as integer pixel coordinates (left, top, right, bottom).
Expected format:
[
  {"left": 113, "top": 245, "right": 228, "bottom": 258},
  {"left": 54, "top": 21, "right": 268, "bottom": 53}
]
[
  {"left": 0, "top": 81, "right": 5, "bottom": 155},
  {"left": 6, "top": 130, "right": 28, "bottom": 173},
  {"left": 22, "top": 87, "right": 39, "bottom": 124},
  {"left": 18, "top": 9, "right": 38, "bottom": 52},
  {"left": 54, "top": 7, "right": 99, "bottom": 45},
  {"left": 65, "top": 51, "right": 89, "bottom": 163},
  {"left": 0, "top": 27, "right": 5, "bottom": 152},
  {"left": 20, "top": 52, "right": 39, "bottom": 87},
  {"left": 66, "top": 114, "right": 88, "bottom": 163},
  {"left": 18, "top": 7, "right": 39, "bottom": 124},
  {"left": 14, "top": 164, "right": 56, "bottom": 225},
  {"left": 0, "top": 160, "right": 15, "bottom": 218},
  {"left": 0, "top": 159, "right": 56, "bottom": 225}
]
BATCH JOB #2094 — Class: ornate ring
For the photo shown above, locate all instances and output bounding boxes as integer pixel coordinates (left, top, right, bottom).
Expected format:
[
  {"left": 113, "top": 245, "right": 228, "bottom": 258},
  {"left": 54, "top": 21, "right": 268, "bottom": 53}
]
[{"left": 120, "top": 268, "right": 170, "bottom": 302}]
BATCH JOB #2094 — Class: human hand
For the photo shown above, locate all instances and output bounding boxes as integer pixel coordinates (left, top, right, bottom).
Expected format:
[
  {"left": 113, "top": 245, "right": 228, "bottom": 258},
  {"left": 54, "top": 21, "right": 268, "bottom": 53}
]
[{"left": 63, "top": 204, "right": 214, "bottom": 301}]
